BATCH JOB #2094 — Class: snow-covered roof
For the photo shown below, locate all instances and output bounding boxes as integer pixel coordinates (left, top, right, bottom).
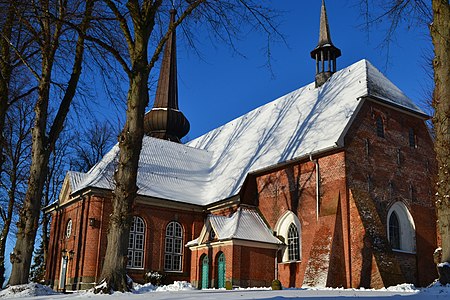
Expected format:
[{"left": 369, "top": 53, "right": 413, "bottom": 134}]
[
  {"left": 188, "top": 208, "right": 282, "bottom": 246},
  {"left": 67, "top": 171, "right": 87, "bottom": 191},
  {"left": 72, "top": 137, "right": 213, "bottom": 206},
  {"left": 71, "top": 59, "right": 424, "bottom": 206}
]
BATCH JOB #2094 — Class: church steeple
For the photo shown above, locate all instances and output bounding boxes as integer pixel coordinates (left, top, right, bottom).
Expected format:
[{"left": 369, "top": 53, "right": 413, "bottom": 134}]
[
  {"left": 144, "top": 9, "right": 190, "bottom": 143},
  {"left": 310, "top": 0, "right": 341, "bottom": 88}
]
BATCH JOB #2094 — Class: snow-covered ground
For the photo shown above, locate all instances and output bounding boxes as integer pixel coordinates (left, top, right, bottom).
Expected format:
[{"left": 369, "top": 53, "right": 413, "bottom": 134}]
[{"left": 1, "top": 282, "right": 450, "bottom": 300}]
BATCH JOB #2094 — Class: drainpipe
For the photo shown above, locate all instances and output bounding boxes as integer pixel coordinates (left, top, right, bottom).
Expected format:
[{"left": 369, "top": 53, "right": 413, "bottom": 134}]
[
  {"left": 309, "top": 154, "right": 320, "bottom": 222},
  {"left": 275, "top": 245, "right": 281, "bottom": 280}
]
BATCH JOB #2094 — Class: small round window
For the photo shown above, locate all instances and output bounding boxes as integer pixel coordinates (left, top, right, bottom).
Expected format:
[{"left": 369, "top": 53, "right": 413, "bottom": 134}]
[{"left": 66, "top": 219, "right": 72, "bottom": 239}]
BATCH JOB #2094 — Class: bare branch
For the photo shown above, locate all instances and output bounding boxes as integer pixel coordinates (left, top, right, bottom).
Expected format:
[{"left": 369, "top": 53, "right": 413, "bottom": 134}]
[
  {"left": 0, "top": 32, "right": 40, "bottom": 80},
  {"left": 148, "top": 0, "right": 206, "bottom": 70},
  {"left": 104, "top": 0, "right": 135, "bottom": 54}
]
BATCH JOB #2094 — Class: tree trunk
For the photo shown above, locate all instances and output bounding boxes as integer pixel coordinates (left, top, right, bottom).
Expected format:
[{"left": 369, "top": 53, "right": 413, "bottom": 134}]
[
  {"left": 8, "top": 0, "right": 94, "bottom": 285},
  {"left": 431, "top": 0, "right": 450, "bottom": 285},
  {"left": 8, "top": 74, "right": 51, "bottom": 285},
  {"left": 98, "top": 43, "right": 149, "bottom": 293},
  {"left": 0, "top": 170, "right": 17, "bottom": 288}
]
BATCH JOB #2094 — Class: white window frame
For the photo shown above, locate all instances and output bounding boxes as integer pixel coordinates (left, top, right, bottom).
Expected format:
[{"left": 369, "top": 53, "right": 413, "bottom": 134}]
[
  {"left": 127, "top": 216, "right": 145, "bottom": 269},
  {"left": 275, "top": 211, "right": 302, "bottom": 262},
  {"left": 65, "top": 219, "right": 72, "bottom": 239},
  {"left": 164, "top": 221, "right": 183, "bottom": 272},
  {"left": 387, "top": 202, "right": 416, "bottom": 254},
  {"left": 287, "top": 223, "right": 300, "bottom": 261}
]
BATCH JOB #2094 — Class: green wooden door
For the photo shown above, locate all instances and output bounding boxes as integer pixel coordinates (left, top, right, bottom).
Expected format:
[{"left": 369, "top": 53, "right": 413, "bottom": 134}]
[
  {"left": 201, "top": 255, "right": 209, "bottom": 289},
  {"left": 217, "top": 253, "right": 226, "bottom": 288}
]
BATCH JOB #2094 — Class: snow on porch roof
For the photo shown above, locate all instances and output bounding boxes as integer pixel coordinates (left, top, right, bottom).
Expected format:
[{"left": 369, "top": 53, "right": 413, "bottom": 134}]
[
  {"left": 188, "top": 208, "right": 283, "bottom": 246},
  {"left": 71, "top": 59, "right": 424, "bottom": 206}
]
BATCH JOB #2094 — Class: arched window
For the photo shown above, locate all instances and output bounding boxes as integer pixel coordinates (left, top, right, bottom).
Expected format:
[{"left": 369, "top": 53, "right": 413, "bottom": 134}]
[
  {"left": 164, "top": 221, "right": 183, "bottom": 271},
  {"left": 376, "top": 116, "right": 384, "bottom": 138},
  {"left": 387, "top": 202, "right": 416, "bottom": 253},
  {"left": 274, "top": 211, "right": 302, "bottom": 262},
  {"left": 287, "top": 224, "right": 300, "bottom": 261},
  {"left": 127, "top": 216, "right": 145, "bottom": 269},
  {"left": 389, "top": 212, "right": 400, "bottom": 249}
]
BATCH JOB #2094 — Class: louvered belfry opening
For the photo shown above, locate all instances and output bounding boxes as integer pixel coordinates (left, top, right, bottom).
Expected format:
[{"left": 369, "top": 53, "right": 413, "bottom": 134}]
[
  {"left": 144, "top": 9, "right": 190, "bottom": 143},
  {"left": 310, "top": 0, "right": 342, "bottom": 88}
]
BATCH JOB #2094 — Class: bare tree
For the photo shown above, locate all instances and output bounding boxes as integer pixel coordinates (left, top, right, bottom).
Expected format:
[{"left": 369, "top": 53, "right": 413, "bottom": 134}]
[
  {"left": 71, "top": 120, "right": 116, "bottom": 172},
  {"left": 82, "top": 0, "right": 281, "bottom": 292},
  {"left": 8, "top": 0, "right": 95, "bottom": 285},
  {"left": 358, "top": 0, "right": 450, "bottom": 284},
  {"left": 0, "top": 99, "right": 33, "bottom": 288},
  {"left": 0, "top": 0, "right": 36, "bottom": 185}
]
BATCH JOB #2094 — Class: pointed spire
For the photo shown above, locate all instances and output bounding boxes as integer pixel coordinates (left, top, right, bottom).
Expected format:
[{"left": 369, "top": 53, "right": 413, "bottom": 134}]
[
  {"left": 318, "top": 0, "right": 332, "bottom": 47},
  {"left": 144, "top": 9, "right": 190, "bottom": 143},
  {"left": 310, "top": 0, "right": 341, "bottom": 88},
  {"left": 153, "top": 9, "right": 179, "bottom": 110}
]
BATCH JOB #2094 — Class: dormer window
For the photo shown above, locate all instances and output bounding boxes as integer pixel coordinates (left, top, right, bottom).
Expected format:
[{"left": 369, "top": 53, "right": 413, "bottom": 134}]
[{"left": 376, "top": 116, "right": 384, "bottom": 138}]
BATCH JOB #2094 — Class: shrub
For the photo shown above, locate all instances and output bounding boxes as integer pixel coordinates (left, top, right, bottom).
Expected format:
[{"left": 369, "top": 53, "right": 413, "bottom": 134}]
[
  {"left": 271, "top": 279, "right": 282, "bottom": 290},
  {"left": 143, "top": 270, "right": 166, "bottom": 286},
  {"left": 225, "top": 280, "right": 232, "bottom": 290}
]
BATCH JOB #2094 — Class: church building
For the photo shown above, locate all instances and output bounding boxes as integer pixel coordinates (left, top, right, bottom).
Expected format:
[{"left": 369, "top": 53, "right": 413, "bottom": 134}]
[{"left": 44, "top": 1, "right": 438, "bottom": 291}]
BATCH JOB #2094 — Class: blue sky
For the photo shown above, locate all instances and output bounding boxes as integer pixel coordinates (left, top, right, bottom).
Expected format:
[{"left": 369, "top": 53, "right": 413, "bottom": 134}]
[
  {"left": 86, "top": 0, "right": 432, "bottom": 141},
  {"left": 4, "top": 0, "right": 433, "bottom": 284},
  {"left": 172, "top": 0, "right": 432, "bottom": 140}
]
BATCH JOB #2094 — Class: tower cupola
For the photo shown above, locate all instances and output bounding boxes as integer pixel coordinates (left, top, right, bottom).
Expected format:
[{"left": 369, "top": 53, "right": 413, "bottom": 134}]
[
  {"left": 310, "top": 0, "right": 341, "bottom": 88},
  {"left": 144, "top": 9, "right": 190, "bottom": 143}
]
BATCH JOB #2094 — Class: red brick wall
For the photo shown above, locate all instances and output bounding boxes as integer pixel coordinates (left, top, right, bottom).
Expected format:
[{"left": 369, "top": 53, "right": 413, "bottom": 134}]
[
  {"left": 345, "top": 100, "right": 437, "bottom": 287},
  {"left": 252, "top": 152, "right": 349, "bottom": 288},
  {"left": 46, "top": 194, "right": 205, "bottom": 289},
  {"left": 46, "top": 195, "right": 111, "bottom": 290},
  {"left": 235, "top": 245, "right": 277, "bottom": 287},
  {"left": 126, "top": 202, "right": 205, "bottom": 283},
  {"left": 190, "top": 244, "right": 234, "bottom": 288}
]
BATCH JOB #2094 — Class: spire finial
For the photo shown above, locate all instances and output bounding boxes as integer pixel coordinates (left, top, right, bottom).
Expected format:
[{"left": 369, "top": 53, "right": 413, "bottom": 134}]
[
  {"left": 144, "top": 9, "right": 190, "bottom": 143},
  {"left": 310, "top": 0, "right": 341, "bottom": 88}
]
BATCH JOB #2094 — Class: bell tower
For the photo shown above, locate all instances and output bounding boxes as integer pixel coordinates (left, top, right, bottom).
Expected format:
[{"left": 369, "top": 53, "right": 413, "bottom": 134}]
[
  {"left": 144, "top": 9, "right": 190, "bottom": 143},
  {"left": 310, "top": 0, "right": 341, "bottom": 88}
]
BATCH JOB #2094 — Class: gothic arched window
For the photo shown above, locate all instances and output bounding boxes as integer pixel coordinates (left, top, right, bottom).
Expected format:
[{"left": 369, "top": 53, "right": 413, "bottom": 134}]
[
  {"left": 275, "top": 211, "right": 302, "bottom": 262},
  {"left": 164, "top": 221, "right": 183, "bottom": 271},
  {"left": 127, "top": 216, "right": 145, "bottom": 269},
  {"left": 288, "top": 223, "right": 300, "bottom": 261},
  {"left": 389, "top": 212, "right": 400, "bottom": 250},
  {"left": 387, "top": 202, "right": 416, "bottom": 253}
]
